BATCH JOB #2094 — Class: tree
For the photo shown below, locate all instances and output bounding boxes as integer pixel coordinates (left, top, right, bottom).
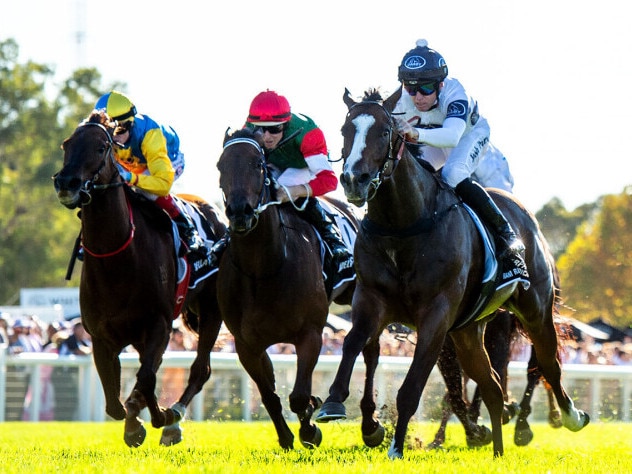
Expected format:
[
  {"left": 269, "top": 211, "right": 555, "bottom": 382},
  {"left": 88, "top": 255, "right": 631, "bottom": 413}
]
[
  {"left": 0, "top": 38, "right": 116, "bottom": 304},
  {"left": 558, "top": 188, "right": 632, "bottom": 328}
]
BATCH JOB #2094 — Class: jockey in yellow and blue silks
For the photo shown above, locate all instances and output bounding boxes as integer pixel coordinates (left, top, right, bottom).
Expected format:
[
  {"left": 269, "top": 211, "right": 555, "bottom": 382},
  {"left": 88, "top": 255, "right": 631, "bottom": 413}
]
[{"left": 94, "top": 91, "right": 206, "bottom": 256}]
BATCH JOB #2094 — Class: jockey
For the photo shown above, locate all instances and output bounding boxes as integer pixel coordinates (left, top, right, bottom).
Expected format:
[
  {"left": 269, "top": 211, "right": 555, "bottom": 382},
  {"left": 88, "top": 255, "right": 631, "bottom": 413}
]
[
  {"left": 94, "top": 91, "right": 206, "bottom": 257},
  {"left": 392, "top": 39, "right": 528, "bottom": 282},
  {"left": 211, "top": 90, "right": 354, "bottom": 287}
]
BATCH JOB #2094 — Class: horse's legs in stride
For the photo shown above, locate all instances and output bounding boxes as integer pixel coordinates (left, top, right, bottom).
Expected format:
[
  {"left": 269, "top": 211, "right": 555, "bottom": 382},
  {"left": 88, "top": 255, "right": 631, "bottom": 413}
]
[
  {"left": 161, "top": 309, "right": 224, "bottom": 446},
  {"left": 316, "top": 298, "right": 382, "bottom": 422},
  {"left": 359, "top": 337, "right": 385, "bottom": 447},
  {"left": 237, "top": 345, "right": 294, "bottom": 449},
  {"left": 291, "top": 329, "right": 323, "bottom": 449},
  {"left": 521, "top": 314, "right": 589, "bottom": 432},
  {"left": 435, "top": 337, "right": 492, "bottom": 448},
  {"left": 451, "top": 327, "right": 505, "bottom": 458},
  {"left": 92, "top": 342, "right": 126, "bottom": 420},
  {"left": 388, "top": 324, "right": 447, "bottom": 460}
]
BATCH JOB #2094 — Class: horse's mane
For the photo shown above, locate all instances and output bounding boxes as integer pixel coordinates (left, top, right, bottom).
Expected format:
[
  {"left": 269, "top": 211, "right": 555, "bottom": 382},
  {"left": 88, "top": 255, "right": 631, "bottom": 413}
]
[
  {"left": 362, "top": 88, "right": 384, "bottom": 103},
  {"left": 83, "top": 110, "right": 111, "bottom": 127}
]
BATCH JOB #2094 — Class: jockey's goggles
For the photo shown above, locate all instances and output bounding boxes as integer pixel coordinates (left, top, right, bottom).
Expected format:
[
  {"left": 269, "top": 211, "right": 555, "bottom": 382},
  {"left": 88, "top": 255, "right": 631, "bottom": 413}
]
[
  {"left": 255, "top": 124, "right": 285, "bottom": 134},
  {"left": 404, "top": 82, "right": 437, "bottom": 96}
]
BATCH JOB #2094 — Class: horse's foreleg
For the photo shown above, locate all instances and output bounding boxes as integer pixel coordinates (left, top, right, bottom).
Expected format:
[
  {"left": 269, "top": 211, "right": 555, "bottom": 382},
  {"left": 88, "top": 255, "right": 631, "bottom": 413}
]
[
  {"left": 91, "top": 343, "right": 126, "bottom": 420},
  {"left": 316, "top": 297, "right": 381, "bottom": 423},
  {"left": 161, "top": 309, "right": 223, "bottom": 447},
  {"left": 238, "top": 348, "right": 294, "bottom": 450},
  {"left": 291, "top": 329, "right": 323, "bottom": 449},
  {"left": 360, "top": 337, "right": 385, "bottom": 447}
]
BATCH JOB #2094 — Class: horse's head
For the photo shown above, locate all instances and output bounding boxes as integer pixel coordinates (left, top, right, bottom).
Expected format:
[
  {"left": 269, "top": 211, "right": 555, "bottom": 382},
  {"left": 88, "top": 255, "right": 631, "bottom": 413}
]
[
  {"left": 217, "top": 128, "right": 271, "bottom": 234},
  {"left": 53, "top": 112, "right": 120, "bottom": 209},
  {"left": 339, "top": 87, "right": 403, "bottom": 207}
]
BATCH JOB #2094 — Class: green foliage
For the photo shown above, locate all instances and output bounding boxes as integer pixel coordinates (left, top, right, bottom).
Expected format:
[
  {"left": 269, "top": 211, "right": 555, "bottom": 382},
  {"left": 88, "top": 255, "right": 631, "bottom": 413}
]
[
  {"left": 558, "top": 188, "right": 632, "bottom": 327},
  {"left": 0, "top": 38, "right": 121, "bottom": 303},
  {"left": 0, "top": 421, "right": 629, "bottom": 473}
]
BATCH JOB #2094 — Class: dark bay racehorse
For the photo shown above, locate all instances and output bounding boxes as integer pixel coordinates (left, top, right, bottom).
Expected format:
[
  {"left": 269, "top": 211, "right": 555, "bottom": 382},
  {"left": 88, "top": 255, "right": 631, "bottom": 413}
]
[
  {"left": 53, "top": 112, "right": 227, "bottom": 447},
  {"left": 216, "top": 128, "right": 357, "bottom": 449},
  {"left": 315, "top": 89, "right": 589, "bottom": 458}
]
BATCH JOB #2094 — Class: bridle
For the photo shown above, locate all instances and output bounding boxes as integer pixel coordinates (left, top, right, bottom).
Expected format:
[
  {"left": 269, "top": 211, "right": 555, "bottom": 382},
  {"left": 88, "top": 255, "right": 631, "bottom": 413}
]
[
  {"left": 343, "top": 101, "right": 406, "bottom": 202},
  {"left": 68, "top": 122, "right": 136, "bottom": 258},
  {"left": 221, "top": 137, "right": 309, "bottom": 234}
]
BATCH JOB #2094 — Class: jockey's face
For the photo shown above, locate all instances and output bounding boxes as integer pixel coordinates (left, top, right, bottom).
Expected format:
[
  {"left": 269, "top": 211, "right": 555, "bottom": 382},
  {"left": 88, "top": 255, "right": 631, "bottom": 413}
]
[
  {"left": 409, "top": 82, "right": 443, "bottom": 112},
  {"left": 260, "top": 128, "right": 284, "bottom": 151}
]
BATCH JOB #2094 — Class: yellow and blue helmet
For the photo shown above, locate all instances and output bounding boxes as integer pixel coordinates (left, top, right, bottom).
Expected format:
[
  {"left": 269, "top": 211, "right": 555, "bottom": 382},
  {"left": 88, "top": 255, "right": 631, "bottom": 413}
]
[{"left": 95, "top": 91, "right": 137, "bottom": 122}]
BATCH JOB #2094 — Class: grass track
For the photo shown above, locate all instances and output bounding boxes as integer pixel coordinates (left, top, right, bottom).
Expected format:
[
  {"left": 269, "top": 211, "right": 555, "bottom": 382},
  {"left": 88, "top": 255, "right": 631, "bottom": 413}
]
[{"left": 0, "top": 421, "right": 629, "bottom": 473}]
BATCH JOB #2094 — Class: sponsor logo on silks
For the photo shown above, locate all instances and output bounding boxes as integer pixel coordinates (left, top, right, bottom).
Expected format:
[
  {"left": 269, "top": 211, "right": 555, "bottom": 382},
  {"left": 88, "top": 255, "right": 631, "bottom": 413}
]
[
  {"left": 404, "top": 55, "right": 427, "bottom": 70},
  {"left": 193, "top": 257, "right": 210, "bottom": 272},
  {"left": 469, "top": 136, "right": 489, "bottom": 162},
  {"left": 446, "top": 100, "right": 468, "bottom": 119}
]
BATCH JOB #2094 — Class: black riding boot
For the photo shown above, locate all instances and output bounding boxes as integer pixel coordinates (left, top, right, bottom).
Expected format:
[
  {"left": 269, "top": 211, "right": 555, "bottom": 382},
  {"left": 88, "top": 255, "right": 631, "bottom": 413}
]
[
  {"left": 303, "top": 198, "right": 354, "bottom": 285},
  {"left": 455, "top": 179, "right": 529, "bottom": 281},
  {"left": 173, "top": 211, "right": 206, "bottom": 256},
  {"left": 209, "top": 234, "right": 229, "bottom": 267}
]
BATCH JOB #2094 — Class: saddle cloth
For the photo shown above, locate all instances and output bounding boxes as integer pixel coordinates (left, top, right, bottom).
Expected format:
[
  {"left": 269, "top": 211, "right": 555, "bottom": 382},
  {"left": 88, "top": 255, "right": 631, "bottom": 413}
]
[
  {"left": 315, "top": 198, "right": 357, "bottom": 291},
  {"left": 450, "top": 204, "right": 529, "bottom": 331}
]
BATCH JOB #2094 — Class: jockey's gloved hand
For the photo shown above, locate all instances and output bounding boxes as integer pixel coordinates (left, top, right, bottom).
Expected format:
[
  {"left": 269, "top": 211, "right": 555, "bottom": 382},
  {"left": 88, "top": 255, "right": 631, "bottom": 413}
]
[
  {"left": 115, "top": 163, "right": 132, "bottom": 183},
  {"left": 394, "top": 118, "right": 419, "bottom": 142}
]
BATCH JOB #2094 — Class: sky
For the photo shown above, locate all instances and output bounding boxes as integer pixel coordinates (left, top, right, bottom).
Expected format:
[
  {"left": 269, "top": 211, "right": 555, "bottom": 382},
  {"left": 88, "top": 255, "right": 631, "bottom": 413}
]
[{"left": 2, "top": 0, "right": 631, "bottom": 212}]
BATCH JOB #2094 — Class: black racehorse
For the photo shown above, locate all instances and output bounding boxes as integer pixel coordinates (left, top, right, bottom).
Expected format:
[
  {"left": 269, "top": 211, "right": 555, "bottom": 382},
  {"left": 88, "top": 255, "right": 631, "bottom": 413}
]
[
  {"left": 215, "top": 128, "right": 358, "bottom": 449},
  {"left": 315, "top": 89, "right": 589, "bottom": 459},
  {"left": 53, "top": 112, "right": 227, "bottom": 447}
]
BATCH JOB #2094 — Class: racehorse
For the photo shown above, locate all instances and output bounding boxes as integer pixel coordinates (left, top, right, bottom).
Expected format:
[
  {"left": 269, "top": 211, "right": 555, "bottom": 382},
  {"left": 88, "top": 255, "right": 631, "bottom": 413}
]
[
  {"left": 53, "top": 112, "right": 227, "bottom": 447},
  {"left": 315, "top": 88, "right": 589, "bottom": 459},
  {"left": 216, "top": 128, "right": 357, "bottom": 449}
]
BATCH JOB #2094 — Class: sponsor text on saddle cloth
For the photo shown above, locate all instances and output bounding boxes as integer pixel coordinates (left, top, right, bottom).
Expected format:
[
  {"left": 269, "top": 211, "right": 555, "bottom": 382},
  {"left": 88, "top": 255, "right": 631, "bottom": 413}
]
[
  {"left": 451, "top": 204, "right": 530, "bottom": 330},
  {"left": 316, "top": 199, "right": 357, "bottom": 291}
]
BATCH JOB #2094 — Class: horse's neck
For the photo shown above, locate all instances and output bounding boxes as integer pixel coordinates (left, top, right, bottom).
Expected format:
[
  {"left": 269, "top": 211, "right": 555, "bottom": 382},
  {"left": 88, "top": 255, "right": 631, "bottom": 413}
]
[
  {"left": 229, "top": 208, "right": 287, "bottom": 274},
  {"left": 81, "top": 188, "right": 133, "bottom": 253},
  {"left": 368, "top": 156, "right": 441, "bottom": 226}
]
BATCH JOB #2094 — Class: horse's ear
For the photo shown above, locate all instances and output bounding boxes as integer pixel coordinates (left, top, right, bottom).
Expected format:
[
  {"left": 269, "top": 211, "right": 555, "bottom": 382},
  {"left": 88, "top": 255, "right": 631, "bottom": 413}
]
[
  {"left": 224, "top": 127, "right": 232, "bottom": 144},
  {"left": 343, "top": 88, "right": 356, "bottom": 110},
  {"left": 383, "top": 85, "right": 403, "bottom": 113}
]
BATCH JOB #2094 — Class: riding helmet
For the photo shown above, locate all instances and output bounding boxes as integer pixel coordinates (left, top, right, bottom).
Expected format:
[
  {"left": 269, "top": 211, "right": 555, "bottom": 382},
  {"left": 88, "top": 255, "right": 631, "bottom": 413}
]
[
  {"left": 398, "top": 39, "right": 448, "bottom": 84},
  {"left": 247, "top": 90, "right": 291, "bottom": 126},
  {"left": 95, "top": 91, "right": 137, "bottom": 123}
]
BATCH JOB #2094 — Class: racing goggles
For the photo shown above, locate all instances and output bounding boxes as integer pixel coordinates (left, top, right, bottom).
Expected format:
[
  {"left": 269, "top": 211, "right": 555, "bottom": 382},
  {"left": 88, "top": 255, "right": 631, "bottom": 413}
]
[
  {"left": 404, "top": 82, "right": 437, "bottom": 96},
  {"left": 256, "top": 124, "right": 285, "bottom": 134}
]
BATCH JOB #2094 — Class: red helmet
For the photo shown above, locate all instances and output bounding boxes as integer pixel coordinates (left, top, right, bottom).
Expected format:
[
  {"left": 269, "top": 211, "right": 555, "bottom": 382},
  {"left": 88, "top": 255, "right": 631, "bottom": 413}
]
[{"left": 247, "top": 90, "right": 291, "bottom": 125}]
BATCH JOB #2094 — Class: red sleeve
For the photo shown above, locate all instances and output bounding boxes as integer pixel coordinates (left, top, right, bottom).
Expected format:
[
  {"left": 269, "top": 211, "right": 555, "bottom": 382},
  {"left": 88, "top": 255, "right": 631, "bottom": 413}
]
[
  {"left": 309, "top": 169, "right": 338, "bottom": 196},
  {"left": 300, "top": 127, "right": 328, "bottom": 158}
]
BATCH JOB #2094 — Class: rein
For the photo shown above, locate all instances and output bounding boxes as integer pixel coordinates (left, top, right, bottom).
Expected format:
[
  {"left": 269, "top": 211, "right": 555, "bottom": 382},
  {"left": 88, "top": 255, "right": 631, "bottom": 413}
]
[{"left": 77, "top": 122, "right": 137, "bottom": 258}]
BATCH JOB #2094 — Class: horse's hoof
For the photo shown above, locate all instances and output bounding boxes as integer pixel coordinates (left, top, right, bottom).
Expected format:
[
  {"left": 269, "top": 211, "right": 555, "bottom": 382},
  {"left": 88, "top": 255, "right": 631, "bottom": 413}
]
[
  {"left": 299, "top": 425, "right": 322, "bottom": 449},
  {"left": 503, "top": 402, "right": 521, "bottom": 424},
  {"left": 514, "top": 428, "right": 534, "bottom": 446},
  {"left": 124, "top": 425, "right": 147, "bottom": 447},
  {"left": 387, "top": 439, "right": 403, "bottom": 460},
  {"left": 315, "top": 401, "right": 346, "bottom": 423},
  {"left": 466, "top": 425, "right": 492, "bottom": 447},
  {"left": 562, "top": 408, "right": 590, "bottom": 432},
  {"left": 160, "top": 425, "right": 183, "bottom": 446},
  {"left": 362, "top": 422, "right": 385, "bottom": 448}
]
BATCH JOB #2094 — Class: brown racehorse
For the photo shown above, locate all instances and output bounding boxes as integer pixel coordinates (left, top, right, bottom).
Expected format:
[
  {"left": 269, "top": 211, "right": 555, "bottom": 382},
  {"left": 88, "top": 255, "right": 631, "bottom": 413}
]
[
  {"left": 53, "top": 112, "right": 227, "bottom": 447},
  {"left": 315, "top": 89, "right": 589, "bottom": 459},
  {"left": 216, "top": 128, "right": 357, "bottom": 449}
]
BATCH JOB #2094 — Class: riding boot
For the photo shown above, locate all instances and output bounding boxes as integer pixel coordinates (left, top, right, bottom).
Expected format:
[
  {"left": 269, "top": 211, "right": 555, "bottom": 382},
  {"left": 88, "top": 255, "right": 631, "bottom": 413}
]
[
  {"left": 302, "top": 198, "right": 354, "bottom": 287},
  {"left": 155, "top": 195, "right": 207, "bottom": 256},
  {"left": 455, "top": 178, "right": 529, "bottom": 281},
  {"left": 209, "top": 234, "right": 229, "bottom": 267}
]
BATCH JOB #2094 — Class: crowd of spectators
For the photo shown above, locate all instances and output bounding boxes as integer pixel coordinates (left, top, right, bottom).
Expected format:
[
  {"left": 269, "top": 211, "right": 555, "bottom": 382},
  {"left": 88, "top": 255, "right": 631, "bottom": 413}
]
[{"left": 3, "top": 312, "right": 631, "bottom": 366}]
